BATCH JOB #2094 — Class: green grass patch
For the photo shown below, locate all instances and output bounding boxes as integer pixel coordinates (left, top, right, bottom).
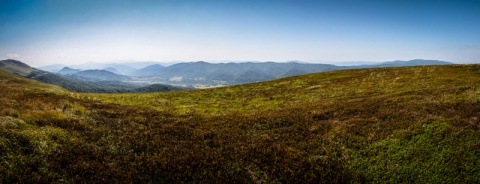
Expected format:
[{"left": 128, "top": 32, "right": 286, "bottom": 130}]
[{"left": 352, "top": 122, "right": 480, "bottom": 183}]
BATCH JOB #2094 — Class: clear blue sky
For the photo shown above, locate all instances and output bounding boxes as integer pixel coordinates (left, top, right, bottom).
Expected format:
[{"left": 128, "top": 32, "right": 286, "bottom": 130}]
[{"left": 1, "top": 0, "right": 479, "bottom": 67}]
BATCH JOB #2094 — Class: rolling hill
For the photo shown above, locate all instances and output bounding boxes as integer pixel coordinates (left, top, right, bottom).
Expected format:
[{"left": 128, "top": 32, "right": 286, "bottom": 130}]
[
  {"left": 1, "top": 63, "right": 479, "bottom": 183},
  {"left": 102, "top": 67, "right": 121, "bottom": 74},
  {"left": 68, "top": 69, "right": 132, "bottom": 81},
  {"left": 0, "top": 59, "right": 36, "bottom": 76},
  {"left": 128, "top": 64, "right": 166, "bottom": 76},
  {"left": 57, "top": 67, "right": 82, "bottom": 75}
]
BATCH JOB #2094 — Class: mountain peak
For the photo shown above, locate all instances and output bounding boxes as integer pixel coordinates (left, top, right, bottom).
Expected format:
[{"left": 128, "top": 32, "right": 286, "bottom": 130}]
[
  {"left": 58, "top": 67, "right": 82, "bottom": 75},
  {"left": 73, "top": 69, "right": 132, "bottom": 81}
]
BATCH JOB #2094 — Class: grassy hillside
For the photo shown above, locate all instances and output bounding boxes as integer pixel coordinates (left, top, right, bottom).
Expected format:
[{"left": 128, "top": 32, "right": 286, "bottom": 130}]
[
  {"left": 0, "top": 59, "right": 35, "bottom": 77},
  {"left": 1, "top": 65, "right": 480, "bottom": 183}
]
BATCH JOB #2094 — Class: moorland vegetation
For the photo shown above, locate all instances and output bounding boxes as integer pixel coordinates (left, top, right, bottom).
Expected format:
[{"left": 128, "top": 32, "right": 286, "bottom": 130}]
[{"left": 1, "top": 64, "right": 480, "bottom": 183}]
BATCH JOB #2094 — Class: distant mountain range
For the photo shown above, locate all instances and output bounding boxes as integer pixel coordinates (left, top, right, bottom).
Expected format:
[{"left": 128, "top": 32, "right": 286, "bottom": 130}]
[
  {"left": 38, "top": 61, "right": 168, "bottom": 73},
  {"left": 32, "top": 59, "right": 455, "bottom": 88},
  {"left": 39, "top": 59, "right": 453, "bottom": 87},
  {"left": 43, "top": 59, "right": 450, "bottom": 87},
  {"left": 0, "top": 59, "right": 187, "bottom": 93}
]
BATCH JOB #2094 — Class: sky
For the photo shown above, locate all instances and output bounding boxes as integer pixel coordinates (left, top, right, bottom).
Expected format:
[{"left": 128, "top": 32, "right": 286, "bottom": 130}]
[{"left": 1, "top": 0, "right": 480, "bottom": 67}]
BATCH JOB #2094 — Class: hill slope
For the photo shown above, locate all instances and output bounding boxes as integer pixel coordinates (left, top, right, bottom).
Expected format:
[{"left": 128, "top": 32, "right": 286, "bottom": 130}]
[
  {"left": 0, "top": 59, "right": 36, "bottom": 76},
  {"left": 132, "top": 83, "right": 187, "bottom": 92},
  {"left": 1, "top": 64, "right": 479, "bottom": 183}
]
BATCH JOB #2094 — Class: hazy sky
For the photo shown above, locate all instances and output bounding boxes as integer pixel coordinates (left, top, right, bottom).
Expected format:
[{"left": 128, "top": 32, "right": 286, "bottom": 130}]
[{"left": 1, "top": 0, "right": 480, "bottom": 67}]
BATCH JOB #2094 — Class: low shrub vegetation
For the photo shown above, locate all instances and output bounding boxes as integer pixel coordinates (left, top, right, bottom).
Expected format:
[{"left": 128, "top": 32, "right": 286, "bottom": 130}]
[{"left": 1, "top": 65, "right": 480, "bottom": 183}]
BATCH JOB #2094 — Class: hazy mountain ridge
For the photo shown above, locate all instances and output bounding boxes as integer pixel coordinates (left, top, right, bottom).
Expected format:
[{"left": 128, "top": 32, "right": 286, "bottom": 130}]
[
  {"left": 57, "top": 67, "right": 133, "bottom": 81},
  {"left": 70, "top": 69, "right": 132, "bottom": 81},
  {"left": 129, "top": 64, "right": 166, "bottom": 76},
  {"left": 359, "top": 59, "right": 452, "bottom": 67},
  {"left": 127, "top": 59, "right": 450, "bottom": 86},
  {"left": 0, "top": 60, "right": 187, "bottom": 93},
  {"left": 128, "top": 61, "right": 344, "bottom": 86},
  {"left": 36, "top": 64, "right": 68, "bottom": 72},
  {"left": 102, "top": 67, "right": 121, "bottom": 74},
  {"left": 58, "top": 67, "right": 82, "bottom": 75},
  {"left": 36, "top": 59, "right": 453, "bottom": 87},
  {"left": 38, "top": 61, "right": 166, "bottom": 73}
]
